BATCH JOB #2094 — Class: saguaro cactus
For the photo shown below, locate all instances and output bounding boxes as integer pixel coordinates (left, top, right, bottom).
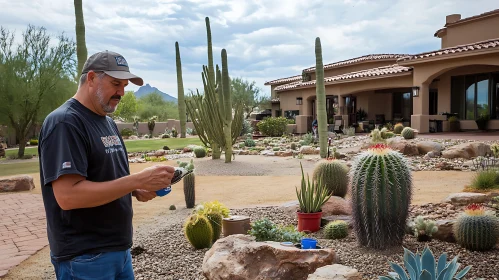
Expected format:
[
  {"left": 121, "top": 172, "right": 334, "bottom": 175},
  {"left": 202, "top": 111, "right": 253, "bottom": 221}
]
[
  {"left": 74, "top": 0, "right": 87, "bottom": 76},
  {"left": 175, "top": 42, "right": 187, "bottom": 138},
  {"left": 315, "top": 37, "right": 328, "bottom": 158},
  {"left": 350, "top": 143, "right": 413, "bottom": 249},
  {"left": 184, "top": 16, "right": 243, "bottom": 163}
]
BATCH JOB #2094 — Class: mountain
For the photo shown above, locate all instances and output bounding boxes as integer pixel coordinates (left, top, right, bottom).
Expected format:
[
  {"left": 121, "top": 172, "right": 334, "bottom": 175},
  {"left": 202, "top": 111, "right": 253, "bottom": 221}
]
[{"left": 134, "top": 84, "right": 177, "bottom": 103}]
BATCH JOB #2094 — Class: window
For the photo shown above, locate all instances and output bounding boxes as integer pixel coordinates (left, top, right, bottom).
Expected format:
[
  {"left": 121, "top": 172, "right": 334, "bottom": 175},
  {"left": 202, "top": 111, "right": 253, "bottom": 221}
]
[
  {"left": 284, "top": 110, "right": 299, "bottom": 119},
  {"left": 392, "top": 92, "right": 412, "bottom": 122},
  {"left": 452, "top": 72, "right": 499, "bottom": 120},
  {"left": 296, "top": 97, "right": 303, "bottom": 105}
]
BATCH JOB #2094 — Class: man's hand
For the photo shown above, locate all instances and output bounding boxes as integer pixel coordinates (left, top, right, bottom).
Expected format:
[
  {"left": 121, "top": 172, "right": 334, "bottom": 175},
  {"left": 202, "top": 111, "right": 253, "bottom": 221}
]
[
  {"left": 136, "top": 165, "right": 175, "bottom": 192},
  {"left": 132, "top": 189, "right": 157, "bottom": 202}
]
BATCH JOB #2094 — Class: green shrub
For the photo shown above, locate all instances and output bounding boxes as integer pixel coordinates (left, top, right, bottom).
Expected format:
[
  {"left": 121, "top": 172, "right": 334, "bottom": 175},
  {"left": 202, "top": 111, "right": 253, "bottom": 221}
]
[
  {"left": 248, "top": 218, "right": 305, "bottom": 243},
  {"left": 244, "top": 138, "right": 256, "bottom": 147},
  {"left": 470, "top": 170, "right": 499, "bottom": 190},
  {"left": 29, "top": 139, "right": 38, "bottom": 145},
  {"left": 256, "top": 117, "right": 289, "bottom": 137},
  {"left": 302, "top": 132, "right": 313, "bottom": 145},
  {"left": 120, "top": 128, "right": 133, "bottom": 137},
  {"left": 193, "top": 146, "right": 206, "bottom": 158}
]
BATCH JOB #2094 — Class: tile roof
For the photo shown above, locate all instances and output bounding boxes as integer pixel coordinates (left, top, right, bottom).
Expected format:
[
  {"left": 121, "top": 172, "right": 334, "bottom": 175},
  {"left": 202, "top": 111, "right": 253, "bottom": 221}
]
[
  {"left": 264, "top": 75, "right": 302, "bottom": 86},
  {"left": 302, "top": 54, "right": 409, "bottom": 73},
  {"left": 275, "top": 65, "right": 412, "bottom": 92},
  {"left": 397, "top": 38, "right": 499, "bottom": 62}
]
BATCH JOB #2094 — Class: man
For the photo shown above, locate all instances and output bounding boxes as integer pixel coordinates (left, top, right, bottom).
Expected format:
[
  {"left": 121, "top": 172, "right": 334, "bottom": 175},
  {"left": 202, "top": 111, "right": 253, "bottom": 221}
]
[
  {"left": 312, "top": 118, "right": 318, "bottom": 138},
  {"left": 38, "top": 50, "right": 175, "bottom": 279}
]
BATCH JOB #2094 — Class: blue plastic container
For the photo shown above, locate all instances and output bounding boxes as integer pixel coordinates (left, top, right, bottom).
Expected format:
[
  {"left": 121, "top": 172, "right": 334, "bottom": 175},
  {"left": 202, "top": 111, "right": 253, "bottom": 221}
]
[
  {"left": 301, "top": 238, "right": 317, "bottom": 249},
  {"left": 155, "top": 187, "right": 171, "bottom": 197}
]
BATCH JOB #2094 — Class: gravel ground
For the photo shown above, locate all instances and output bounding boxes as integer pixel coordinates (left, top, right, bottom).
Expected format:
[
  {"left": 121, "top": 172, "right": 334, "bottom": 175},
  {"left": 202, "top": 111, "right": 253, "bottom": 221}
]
[{"left": 130, "top": 205, "right": 499, "bottom": 280}]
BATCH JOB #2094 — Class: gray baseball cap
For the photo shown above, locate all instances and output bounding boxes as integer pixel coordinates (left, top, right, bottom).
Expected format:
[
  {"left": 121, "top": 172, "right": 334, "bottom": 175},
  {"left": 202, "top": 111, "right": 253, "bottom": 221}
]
[{"left": 81, "top": 50, "right": 144, "bottom": 86}]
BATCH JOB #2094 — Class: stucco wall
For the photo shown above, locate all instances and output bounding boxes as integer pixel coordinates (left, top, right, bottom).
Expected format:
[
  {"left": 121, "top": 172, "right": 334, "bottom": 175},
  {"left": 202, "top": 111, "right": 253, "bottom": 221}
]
[{"left": 441, "top": 16, "right": 499, "bottom": 48}]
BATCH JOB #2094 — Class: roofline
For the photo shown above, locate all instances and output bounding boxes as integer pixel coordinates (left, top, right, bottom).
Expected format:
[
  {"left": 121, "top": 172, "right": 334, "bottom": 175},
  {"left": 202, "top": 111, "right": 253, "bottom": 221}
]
[
  {"left": 275, "top": 71, "right": 412, "bottom": 93},
  {"left": 434, "top": 9, "right": 499, "bottom": 38},
  {"left": 263, "top": 75, "right": 301, "bottom": 86},
  {"left": 302, "top": 54, "right": 408, "bottom": 74},
  {"left": 397, "top": 45, "right": 499, "bottom": 65}
]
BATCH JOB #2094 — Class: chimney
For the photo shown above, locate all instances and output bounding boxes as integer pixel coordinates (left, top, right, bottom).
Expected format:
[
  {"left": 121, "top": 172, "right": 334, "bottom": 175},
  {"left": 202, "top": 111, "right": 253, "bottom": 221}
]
[{"left": 446, "top": 14, "right": 461, "bottom": 25}]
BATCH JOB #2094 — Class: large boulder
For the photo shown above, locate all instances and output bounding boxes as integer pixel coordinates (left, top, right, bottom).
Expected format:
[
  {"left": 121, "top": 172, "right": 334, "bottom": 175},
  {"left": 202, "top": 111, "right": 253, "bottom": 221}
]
[
  {"left": 441, "top": 142, "right": 491, "bottom": 159},
  {"left": 300, "top": 146, "right": 319, "bottom": 155},
  {"left": 0, "top": 175, "right": 35, "bottom": 192},
  {"left": 417, "top": 141, "right": 444, "bottom": 155},
  {"left": 280, "top": 197, "right": 351, "bottom": 219},
  {"left": 202, "top": 234, "right": 337, "bottom": 280},
  {"left": 442, "top": 192, "right": 489, "bottom": 206},
  {"left": 307, "top": 264, "right": 362, "bottom": 280},
  {"left": 432, "top": 220, "right": 456, "bottom": 243},
  {"left": 386, "top": 137, "right": 419, "bottom": 156}
]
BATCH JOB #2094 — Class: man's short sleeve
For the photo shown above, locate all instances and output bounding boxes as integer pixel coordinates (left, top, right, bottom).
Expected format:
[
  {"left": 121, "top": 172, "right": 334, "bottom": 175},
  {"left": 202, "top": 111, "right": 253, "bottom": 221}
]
[{"left": 40, "top": 122, "right": 88, "bottom": 186}]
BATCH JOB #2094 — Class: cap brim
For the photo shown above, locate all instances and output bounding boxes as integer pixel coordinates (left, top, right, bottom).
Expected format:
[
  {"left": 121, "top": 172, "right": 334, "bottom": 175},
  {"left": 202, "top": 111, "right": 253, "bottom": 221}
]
[{"left": 104, "top": 71, "right": 144, "bottom": 86}]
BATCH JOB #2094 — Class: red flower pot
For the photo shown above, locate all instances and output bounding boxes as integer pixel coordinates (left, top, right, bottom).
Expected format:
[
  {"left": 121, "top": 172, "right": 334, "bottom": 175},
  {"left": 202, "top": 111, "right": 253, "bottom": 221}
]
[{"left": 297, "top": 211, "right": 322, "bottom": 233}]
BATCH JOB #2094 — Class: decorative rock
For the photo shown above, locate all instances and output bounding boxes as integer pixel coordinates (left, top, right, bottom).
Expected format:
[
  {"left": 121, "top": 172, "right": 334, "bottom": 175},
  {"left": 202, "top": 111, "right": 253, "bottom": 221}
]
[
  {"left": 432, "top": 220, "right": 456, "bottom": 243},
  {"left": 202, "top": 234, "right": 337, "bottom": 280},
  {"left": 154, "top": 149, "right": 166, "bottom": 157},
  {"left": 322, "top": 196, "right": 351, "bottom": 216},
  {"left": 441, "top": 142, "right": 491, "bottom": 159},
  {"left": 386, "top": 137, "right": 419, "bottom": 156},
  {"left": 300, "top": 146, "right": 317, "bottom": 155},
  {"left": 417, "top": 141, "right": 444, "bottom": 155},
  {"left": 0, "top": 175, "right": 35, "bottom": 192},
  {"left": 307, "top": 264, "right": 362, "bottom": 280},
  {"left": 442, "top": 192, "right": 488, "bottom": 206}
]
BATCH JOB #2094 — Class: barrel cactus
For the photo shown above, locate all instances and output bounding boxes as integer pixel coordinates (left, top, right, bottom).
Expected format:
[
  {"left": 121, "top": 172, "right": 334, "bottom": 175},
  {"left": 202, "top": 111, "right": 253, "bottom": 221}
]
[
  {"left": 183, "top": 213, "right": 213, "bottom": 249},
  {"left": 193, "top": 146, "right": 206, "bottom": 158},
  {"left": 324, "top": 220, "right": 348, "bottom": 239},
  {"left": 312, "top": 159, "right": 349, "bottom": 197},
  {"left": 393, "top": 123, "right": 404, "bottom": 134},
  {"left": 350, "top": 143, "right": 413, "bottom": 249},
  {"left": 206, "top": 212, "right": 223, "bottom": 243},
  {"left": 401, "top": 127, "right": 414, "bottom": 139},
  {"left": 380, "top": 127, "right": 388, "bottom": 139},
  {"left": 453, "top": 203, "right": 499, "bottom": 251}
]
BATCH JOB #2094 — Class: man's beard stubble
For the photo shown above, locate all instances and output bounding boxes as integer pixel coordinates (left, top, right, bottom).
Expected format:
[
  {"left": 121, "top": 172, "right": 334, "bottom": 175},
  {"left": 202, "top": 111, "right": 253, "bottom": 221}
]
[{"left": 96, "top": 85, "right": 121, "bottom": 114}]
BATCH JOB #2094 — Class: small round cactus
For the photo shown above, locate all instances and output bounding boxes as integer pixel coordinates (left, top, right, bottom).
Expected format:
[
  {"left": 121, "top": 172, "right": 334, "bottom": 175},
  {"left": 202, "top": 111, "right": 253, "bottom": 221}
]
[
  {"left": 193, "top": 146, "right": 206, "bottom": 158},
  {"left": 312, "top": 159, "right": 349, "bottom": 197},
  {"left": 324, "top": 220, "right": 348, "bottom": 239},
  {"left": 169, "top": 204, "right": 176, "bottom": 210},
  {"left": 401, "top": 127, "right": 414, "bottom": 139},
  {"left": 183, "top": 213, "right": 213, "bottom": 249},
  {"left": 393, "top": 123, "right": 404, "bottom": 134},
  {"left": 453, "top": 203, "right": 499, "bottom": 251}
]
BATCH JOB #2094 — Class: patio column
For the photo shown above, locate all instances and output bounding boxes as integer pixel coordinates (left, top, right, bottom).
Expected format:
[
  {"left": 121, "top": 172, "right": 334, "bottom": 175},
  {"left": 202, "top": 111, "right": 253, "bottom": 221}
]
[
  {"left": 338, "top": 95, "right": 344, "bottom": 115},
  {"left": 411, "top": 83, "right": 430, "bottom": 133}
]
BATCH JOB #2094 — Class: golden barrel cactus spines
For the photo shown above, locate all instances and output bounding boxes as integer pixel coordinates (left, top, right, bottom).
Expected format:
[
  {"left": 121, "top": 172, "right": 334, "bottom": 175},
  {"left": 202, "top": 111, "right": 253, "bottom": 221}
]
[
  {"left": 350, "top": 143, "right": 413, "bottom": 249},
  {"left": 312, "top": 159, "right": 349, "bottom": 198},
  {"left": 324, "top": 220, "right": 349, "bottom": 239},
  {"left": 184, "top": 213, "right": 213, "bottom": 249},
  {"left": 401, "top": 127, "right": 414, "bottom": 139},
  {"left": 206, "top": 212, "right": 223, "bottom": 243},
  {"left": 393, "top": 123, "right": 404, "bottom": 134},
  {"left": 453, "top": 203, "right": 499, "bottom": 251}
]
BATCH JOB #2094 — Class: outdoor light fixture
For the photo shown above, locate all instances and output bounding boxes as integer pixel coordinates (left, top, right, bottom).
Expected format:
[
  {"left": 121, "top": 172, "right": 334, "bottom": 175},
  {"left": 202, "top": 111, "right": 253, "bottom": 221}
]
[
  {"left": 412, "top": 86, "right": 420, "bottom": 97},
  {"left": 296, "top": 97, "right": 303, "bottom": 105}
]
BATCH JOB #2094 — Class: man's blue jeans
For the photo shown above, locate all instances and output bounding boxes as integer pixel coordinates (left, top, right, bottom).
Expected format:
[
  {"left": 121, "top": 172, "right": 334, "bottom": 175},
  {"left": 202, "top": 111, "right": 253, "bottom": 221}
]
[{"left": 50, "top": 249, "right": 134, "bottom": 280}]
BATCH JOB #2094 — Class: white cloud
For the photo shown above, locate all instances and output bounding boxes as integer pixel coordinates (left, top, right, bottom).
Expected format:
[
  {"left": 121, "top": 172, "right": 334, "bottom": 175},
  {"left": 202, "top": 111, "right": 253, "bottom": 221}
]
[{"left": 1, "top": 0, "right": 499, "bottom": 97}]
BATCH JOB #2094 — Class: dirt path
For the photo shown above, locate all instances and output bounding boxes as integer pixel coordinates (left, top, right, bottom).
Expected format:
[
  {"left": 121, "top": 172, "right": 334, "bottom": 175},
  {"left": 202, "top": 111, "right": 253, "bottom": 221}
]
[{"left": 0, "top": 156, "right": 475, "bottom": 279}]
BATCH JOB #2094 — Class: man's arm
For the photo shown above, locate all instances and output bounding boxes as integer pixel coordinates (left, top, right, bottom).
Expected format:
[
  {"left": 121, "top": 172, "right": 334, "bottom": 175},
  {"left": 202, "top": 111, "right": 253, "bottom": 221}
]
[{"left": 52, "top": 165, "right": 174, "bottom": 210}]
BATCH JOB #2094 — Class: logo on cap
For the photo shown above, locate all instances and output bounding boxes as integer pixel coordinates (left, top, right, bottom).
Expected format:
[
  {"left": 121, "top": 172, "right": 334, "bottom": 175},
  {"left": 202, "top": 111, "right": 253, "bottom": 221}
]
[{"left": 115, "top": 56, "right": 128, "bottom": 67}]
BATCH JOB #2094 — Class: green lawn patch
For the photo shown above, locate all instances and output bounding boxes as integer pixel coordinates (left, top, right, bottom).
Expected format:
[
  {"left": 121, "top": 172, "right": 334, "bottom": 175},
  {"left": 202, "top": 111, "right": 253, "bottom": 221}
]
[
  {"left": 124, "top": 137, "right": 203, "bottom": 153},
  {"left": 5, "top": 147, "right": 39, "bottom": 158},
  {"left": 0, "top": 161, "right": 40, "bottom": 177}
]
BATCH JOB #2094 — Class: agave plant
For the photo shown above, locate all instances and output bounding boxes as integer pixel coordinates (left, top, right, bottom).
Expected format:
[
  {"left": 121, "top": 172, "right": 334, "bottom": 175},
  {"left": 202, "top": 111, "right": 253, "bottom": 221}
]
[
  {"left": 379, "top": 246, "right": 471, "bottom": 280},
  {"left": 296, "top": 162, "right": 332, "bottom": 213}
]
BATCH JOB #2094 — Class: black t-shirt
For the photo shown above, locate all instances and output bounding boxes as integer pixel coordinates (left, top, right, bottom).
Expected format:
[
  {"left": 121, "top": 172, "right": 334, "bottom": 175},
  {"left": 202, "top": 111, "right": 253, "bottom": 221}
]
[{"left": 38, "top": 98, "right": 133, "bottom": 261}]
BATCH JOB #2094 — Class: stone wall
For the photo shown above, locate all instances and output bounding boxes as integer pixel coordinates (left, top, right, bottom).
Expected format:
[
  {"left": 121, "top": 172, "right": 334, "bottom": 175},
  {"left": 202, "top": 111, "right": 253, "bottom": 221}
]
[{"left": 115, "top": 120, "right": 195, "bottom": 136}]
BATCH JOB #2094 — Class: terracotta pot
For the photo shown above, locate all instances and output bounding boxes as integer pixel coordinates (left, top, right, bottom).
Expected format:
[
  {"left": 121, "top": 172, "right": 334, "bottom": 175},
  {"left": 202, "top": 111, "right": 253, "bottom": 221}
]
[
  {"left": 222, "top": 215, "right": 251, "bottom": 237},
  {"left": 297, "top": 211, "right": 322, "bottom": 233}
]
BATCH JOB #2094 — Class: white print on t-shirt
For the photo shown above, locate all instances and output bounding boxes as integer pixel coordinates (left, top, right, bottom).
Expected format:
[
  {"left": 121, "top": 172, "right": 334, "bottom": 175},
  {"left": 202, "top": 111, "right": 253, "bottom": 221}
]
[
  {"left": 100, "top": 135, "right": 124, "bottom": 154},
  {"left": 62, "top": 162, "right": 71, "bottom": 169}
]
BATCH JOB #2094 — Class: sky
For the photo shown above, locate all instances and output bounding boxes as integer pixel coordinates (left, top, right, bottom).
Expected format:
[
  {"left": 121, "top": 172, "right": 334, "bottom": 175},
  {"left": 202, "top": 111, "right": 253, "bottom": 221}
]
[{"left": 1, "top": 0, "right": 498, "bottom": 97}]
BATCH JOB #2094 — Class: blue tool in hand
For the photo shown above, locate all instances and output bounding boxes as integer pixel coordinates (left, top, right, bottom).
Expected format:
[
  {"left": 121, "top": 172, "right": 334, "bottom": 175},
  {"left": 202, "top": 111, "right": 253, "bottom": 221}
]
[{"left": 155, "top": 167, "right": 193, "bottom": 197}]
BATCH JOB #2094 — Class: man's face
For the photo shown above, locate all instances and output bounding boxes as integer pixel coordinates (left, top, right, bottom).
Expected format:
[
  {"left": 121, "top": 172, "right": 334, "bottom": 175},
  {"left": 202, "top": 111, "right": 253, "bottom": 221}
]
[{"left": 93, "top": 73, "right": 128, "bottom": 114}]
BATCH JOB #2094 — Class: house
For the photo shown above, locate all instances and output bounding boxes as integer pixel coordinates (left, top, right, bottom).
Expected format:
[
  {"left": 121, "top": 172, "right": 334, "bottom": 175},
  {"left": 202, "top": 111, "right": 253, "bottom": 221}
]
[{"left": 265, "top": 9, "right": 499, "bottom": 134}]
